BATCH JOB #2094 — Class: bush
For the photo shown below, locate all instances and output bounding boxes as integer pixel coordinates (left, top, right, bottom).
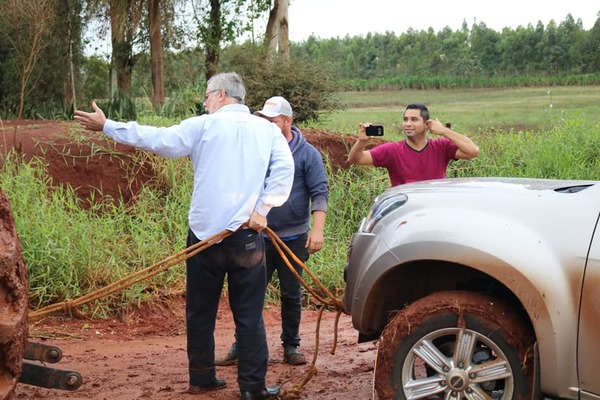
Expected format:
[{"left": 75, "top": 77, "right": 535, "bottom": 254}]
[{"left": 221, "top": 43, "right": 344, "bottom": 123}]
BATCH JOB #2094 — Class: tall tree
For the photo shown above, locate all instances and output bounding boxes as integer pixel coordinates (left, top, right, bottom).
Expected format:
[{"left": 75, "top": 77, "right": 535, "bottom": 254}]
[
  {"left": 499, "top": 26, "right": 537, "bottom": 75},
  {"left": 58, "top": 0, "right": 84, "bottom": 110},
  {"left": 556, "top": 14, "right": 585, "bottom": 74},
  {"left": 108, "top": 0, "right": 144, "bottom": 97},
  {"left": 148, "top": 0, "right": 165, "bottom": 109},
  {"left": 0, "top": 0, "right": 55, "bottom": 149},
  {"left": 582, "top": 12, "right": 600, "bottom": 73},
  {"left": 469, "top": 22, "right": 502, "bottom": 76},
  {"left": 88, "top": 0, "right": 181, "bottom": 110},
  {"left": 539, "top": 21, "right": 565, "bottom": 75},
  {"left": 265, "top": 0, "right": 289, "bottom": 61},
  {"left": 191, "top": 0, "right": 270, "bottom": 82},
  {"left": 190, "top": 0, "right": 221, "bottom": 81},
  {"left": 205, "top": 0, "right": 223, "bottom": 79}
]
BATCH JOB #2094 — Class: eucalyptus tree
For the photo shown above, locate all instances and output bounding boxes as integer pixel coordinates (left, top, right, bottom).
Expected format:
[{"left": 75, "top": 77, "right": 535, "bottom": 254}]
[
  {"left": 539, "top": 21, "right": 566, "bottom": 75},
  {"left": 581, "top": 12, "right": 600, "bottom": 74},
  {"left": 556, "top": 15, "right": 586, "bottom": 74},
  {"left": 189, "top": 0, "right": 270, "bottom": 82},
  {"left": 499, "top": 26, "right": 537, "bottom": 76},
  {"left": 439, "top": 24, "right": 471, "bottom": 78},
  {"left": 0, "top": 0, "right": 85, "bottom": 119},
  {"left": 86, "top": 0, "right": 183, "bottom": 115},
  {"left": 142, "top": 0, "right": 183, "bottom": 110},
  {"left": 0, "top": 0, "right": 55, "bottom": 146},
  {"left": 58, "top": 0, "right": 85, "bottom": 110},
  {"left": 147, "top": 0, "right": 182, "bottom": 109},
  {"left": 469, "top": 22, "right": 502, "bottom": 77},
  {"left": 149, "top": 0, "right": 165, "bottom": 109},
  {"left": 265, "top": 0, "right": 289, "bottom": 61},
  {"left": 529, "top": 21, "right": 547, "bottom": 73},
  {"left": 107, "top": 0, "right": 144, "bottom": 97}
]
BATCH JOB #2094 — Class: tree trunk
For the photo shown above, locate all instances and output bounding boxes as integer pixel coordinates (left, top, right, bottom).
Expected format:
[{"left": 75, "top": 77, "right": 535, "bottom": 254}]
[
  {"left": 109, "top": 0, "right": 142, "bottom": 97},
  {"left": 265, "top": 0, "right": 289, "bottom": 62},
  {"left": 277, "top": 0, "right": 289, "bottom": 59},
  {"left": 204, "top": 0, "right": 222, "bottom": 82},
  {"left": 265, "top": 1, "right": 278, "bottom": 57},
  {"left": 66, "top": 34, "right": 77, "bottom": 110},
  {"left": 148, "top": 0, "right": 165, "bottom": 111},
  {"left": 111, "top": 37, "right": 133, "bottom": 96},
  {"left": 109, "top": 60, "right": 115, "bottom": 98},
  {"left": 60, "top": 0, "right": 79, "bottom": 111}
]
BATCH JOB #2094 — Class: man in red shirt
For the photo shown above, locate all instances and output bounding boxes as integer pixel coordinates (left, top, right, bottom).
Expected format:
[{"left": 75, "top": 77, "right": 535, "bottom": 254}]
[{"left": 347, "top": 103, "right": 479, "bottom": 186}]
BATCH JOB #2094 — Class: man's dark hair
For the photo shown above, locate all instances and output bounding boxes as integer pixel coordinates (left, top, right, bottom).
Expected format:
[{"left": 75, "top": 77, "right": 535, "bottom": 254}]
[{"left": 405, "top": 103, "right": 429, "bottom": 121}]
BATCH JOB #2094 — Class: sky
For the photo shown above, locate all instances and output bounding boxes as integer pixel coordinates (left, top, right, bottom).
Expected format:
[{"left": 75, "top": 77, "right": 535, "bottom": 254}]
[
  {"left": 285, "top": 0, "right": 599, "bottom": 42},
  {"left": 86, "top": 0, "right": 599, "bottom": 56}
]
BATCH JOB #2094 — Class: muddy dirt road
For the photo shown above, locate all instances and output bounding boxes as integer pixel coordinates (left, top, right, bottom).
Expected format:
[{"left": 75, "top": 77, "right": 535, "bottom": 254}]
[{"left": 13, "top": 297, "right": 377, "bottom": 399}]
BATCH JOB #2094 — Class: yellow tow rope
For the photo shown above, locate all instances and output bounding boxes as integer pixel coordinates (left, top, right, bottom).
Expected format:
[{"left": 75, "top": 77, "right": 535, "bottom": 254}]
[
  {"left": 27, "top": 225, "right": 347, "bottom": 399},
  {"left": 263, "top": 226, "right": 346, "bottom": 398},
  {"left": 28, "top": 228, "right": 234, "bottom": 321}
]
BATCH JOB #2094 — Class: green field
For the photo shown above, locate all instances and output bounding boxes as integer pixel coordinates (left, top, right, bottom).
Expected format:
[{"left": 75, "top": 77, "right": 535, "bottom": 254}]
[{"left": 311, "top": 86, "right": 600, "bottom": 142}]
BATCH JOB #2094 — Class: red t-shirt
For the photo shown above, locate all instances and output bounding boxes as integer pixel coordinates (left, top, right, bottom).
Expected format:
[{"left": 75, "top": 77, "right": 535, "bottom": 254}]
[{"left": 370, "top": 138, "right": 458, "bottom": 186}]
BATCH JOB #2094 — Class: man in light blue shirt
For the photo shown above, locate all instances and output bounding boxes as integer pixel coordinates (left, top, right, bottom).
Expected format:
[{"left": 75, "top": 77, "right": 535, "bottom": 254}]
[{"left": 74, "top": 72, "right": 293, "bottom": 400}]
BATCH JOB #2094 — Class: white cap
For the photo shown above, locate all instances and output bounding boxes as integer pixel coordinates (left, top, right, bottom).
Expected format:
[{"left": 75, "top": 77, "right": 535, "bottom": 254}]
[{"left": 254, "top": 96, "right": 293, "bottom": 118}]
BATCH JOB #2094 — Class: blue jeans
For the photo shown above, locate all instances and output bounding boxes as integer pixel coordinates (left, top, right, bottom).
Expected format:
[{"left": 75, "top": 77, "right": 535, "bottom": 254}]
[
  {"left": 266, "top": 233, "right": 309, "bottom": 348},
  {"left": 185, "top": 228, "right": 268, "bottom": 393}
]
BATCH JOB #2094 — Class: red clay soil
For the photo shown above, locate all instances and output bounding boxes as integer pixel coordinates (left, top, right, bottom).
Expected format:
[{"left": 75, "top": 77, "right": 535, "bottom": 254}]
[
  {"left": 0, "top": 119, "right": 382, "bottom": 400},
  {"left": 0, "top": 120, "right": 377, "bottom": 207},
  {"left": 14, "top": 296, "right": 377, "bottom": 400}
]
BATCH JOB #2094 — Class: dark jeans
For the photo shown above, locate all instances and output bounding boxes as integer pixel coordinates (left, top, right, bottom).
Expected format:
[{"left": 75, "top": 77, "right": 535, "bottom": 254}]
[
  {"left": 185, "top": 228, "right": 268, "bottom": 393},
  {"left": 266, "top": 233, "right": 309, "bottom": 348}
]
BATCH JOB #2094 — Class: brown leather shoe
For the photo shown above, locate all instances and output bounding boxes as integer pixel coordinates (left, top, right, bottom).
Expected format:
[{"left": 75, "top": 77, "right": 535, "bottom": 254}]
[
  {"left": 240, "top": 386, "right": 280, "bottom": 400},
  {"left": 187, "top": 378, "right": 227, "bottom": 393}
]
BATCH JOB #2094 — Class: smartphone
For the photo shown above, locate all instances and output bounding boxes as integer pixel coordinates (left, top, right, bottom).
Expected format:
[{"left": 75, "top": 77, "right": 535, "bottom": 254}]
[{"left": 365, "top": 124, "right": 384, "bottom": 136}]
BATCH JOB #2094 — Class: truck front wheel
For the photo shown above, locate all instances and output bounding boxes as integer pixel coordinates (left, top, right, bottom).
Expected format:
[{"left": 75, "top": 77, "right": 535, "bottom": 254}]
[{"left": 374, "top": 290, "right": 535, "bottom": 400}]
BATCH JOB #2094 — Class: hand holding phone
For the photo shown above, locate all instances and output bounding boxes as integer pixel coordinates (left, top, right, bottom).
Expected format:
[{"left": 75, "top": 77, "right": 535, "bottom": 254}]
[{"left": 365, "top": 124, "right": 384, "bottom": 136}]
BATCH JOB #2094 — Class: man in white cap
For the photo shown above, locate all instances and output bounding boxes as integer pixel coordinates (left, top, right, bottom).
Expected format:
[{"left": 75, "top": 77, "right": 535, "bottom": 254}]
[{"left": 217, "top": 96, "right": 329, "bottom": 367}]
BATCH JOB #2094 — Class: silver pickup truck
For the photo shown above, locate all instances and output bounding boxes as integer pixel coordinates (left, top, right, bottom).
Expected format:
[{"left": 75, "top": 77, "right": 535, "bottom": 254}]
[{"left": 343, "top": 178, "right": 600, "bottom": 400}]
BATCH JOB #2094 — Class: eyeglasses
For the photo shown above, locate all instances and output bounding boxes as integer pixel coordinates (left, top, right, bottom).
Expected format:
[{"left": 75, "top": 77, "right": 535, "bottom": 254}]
[{"left": 204, "top": 89, "right": 220, "bottom": 101}]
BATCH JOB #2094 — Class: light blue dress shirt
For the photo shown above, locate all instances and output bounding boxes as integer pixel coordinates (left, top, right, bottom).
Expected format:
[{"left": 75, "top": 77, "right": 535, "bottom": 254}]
[{"left": 103, "top": 104, "right": 294, "bottom": 240}]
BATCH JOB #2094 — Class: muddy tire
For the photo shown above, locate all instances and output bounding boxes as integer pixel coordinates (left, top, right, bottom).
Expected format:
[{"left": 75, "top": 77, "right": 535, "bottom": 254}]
[
  {"left": 374, "top": 291, "right": 535, "bottom": 400},
  {"left": 0, "top": 191, "right": 28, "bottom": 400}
]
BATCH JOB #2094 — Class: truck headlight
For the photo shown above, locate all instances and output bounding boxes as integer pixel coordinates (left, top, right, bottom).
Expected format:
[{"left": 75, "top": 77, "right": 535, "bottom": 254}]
[{"left": 361, "top": 193, "right": 408, "bottom": 233}]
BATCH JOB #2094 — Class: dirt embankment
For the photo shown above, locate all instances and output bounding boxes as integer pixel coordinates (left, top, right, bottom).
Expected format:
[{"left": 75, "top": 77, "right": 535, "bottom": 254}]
[{"left": 1, "top": 120, "right": 384, "bottom": 207}]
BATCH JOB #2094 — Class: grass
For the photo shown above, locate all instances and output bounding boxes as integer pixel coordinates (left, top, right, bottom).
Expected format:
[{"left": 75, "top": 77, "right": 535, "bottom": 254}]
[
  {"left": 1, "top": 154, "right": 190, "bottom": 317},
  {"left": 314, "top": 86, "right": 600, "bottom": 140},
  {"left": 3, "top": 86, "right": 600, "bottom": 316}
]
